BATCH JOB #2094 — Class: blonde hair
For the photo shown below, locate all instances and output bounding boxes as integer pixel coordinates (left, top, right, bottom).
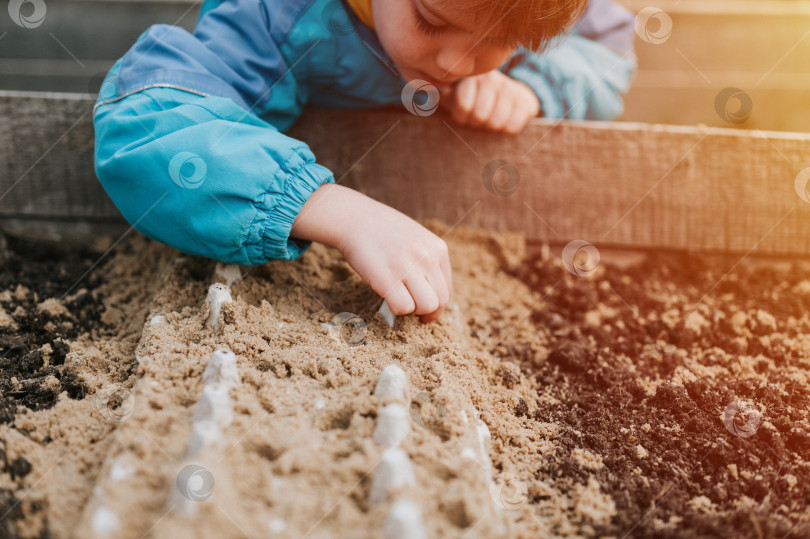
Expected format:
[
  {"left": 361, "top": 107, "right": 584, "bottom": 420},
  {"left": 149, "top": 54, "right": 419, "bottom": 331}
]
[{"left": 441, "top": 0, "right": 588, "bottom": 51}]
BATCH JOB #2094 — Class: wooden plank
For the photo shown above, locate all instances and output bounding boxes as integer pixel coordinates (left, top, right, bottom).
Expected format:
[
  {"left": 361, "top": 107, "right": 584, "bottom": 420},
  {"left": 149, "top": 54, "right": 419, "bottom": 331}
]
[
  {"left": 2, "top": 92, "right": 810, "bottom": 256},
  {"left": 290, "top": 109, "right": 810, "bottom": 257},
  {"left": 617, "top": 0, "right": 810, "bottom": 131}
]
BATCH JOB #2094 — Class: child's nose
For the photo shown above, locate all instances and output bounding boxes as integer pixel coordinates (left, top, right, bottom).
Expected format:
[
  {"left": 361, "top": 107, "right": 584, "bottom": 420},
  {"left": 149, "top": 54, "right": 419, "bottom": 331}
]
[{"left": 435, "top": 47, "right": 475, "bottom": 79}]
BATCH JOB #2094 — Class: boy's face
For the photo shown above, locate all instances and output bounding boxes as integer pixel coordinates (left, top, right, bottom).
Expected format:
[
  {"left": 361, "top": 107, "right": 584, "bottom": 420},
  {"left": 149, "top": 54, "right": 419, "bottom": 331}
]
[{"left": 370, "top": 0, "right": 514, "bottom": 87}]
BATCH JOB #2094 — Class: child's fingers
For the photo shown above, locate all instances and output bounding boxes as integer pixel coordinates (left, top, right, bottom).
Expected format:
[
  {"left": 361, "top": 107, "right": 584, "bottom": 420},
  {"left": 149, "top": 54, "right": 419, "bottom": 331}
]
[
  {"left": 504, "top": 105, "right": 531, "bottom": 134},
  {"left": 488, "top": 95, "right": 515, "bottom": 132},
  {"left": 404, "top": 274, "right": 440, "bottom": 315},
  {"left": 469, "top": 79, "right": 497, "bottom": 127},
  {"left": 419, "top": 262, "right": 451, "bottom": 324},
  {"left": 426, "top": 265, "right": 450, "bottom": 308},
  {"left": 384, "top": 281, "right": 416, "bottom": 316},
  {"left": 440, "top": 255, "right": 453, "bottom": 297},
  {"left": 452, "top": 78, "right": 477, "bottom": 125}
]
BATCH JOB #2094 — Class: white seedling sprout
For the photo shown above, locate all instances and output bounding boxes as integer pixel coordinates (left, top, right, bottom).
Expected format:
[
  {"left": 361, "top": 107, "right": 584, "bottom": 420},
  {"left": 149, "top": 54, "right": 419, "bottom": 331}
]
[
  {"left": 370, "top": 448, "right": 416, "bottom": 503},
  {"left": 384, "top": 500, "right": 428, "bottom": 539},
  {"left": 373, "top": 403, "right": 411, "bottom": 447},
  {"left": 476, "top": 420, "right": 492, "bottom": 464},
  {"left": 370, "top": 366, "right": 426, "bottom": 536},
  {"left": 186, "top": 419, "right": 223, "bottom": 458},
  {"left": 203, "top": 348, "right": 241, "bottom": 387},
  {"left": 188, "top": 349, "right": 240, "bottom": 453},
  {"left": 172, "top": 348, "right": 240, "bottom": 516},
  {"left": 378, "top": 300, "right": 395, "bottom": 328},
  {"left": 90, "top": 507, "right": 120, "bottom": 538},
  {"left": 192, "top": 385, "right": 234, "bottom": 430},
  {"left": 374, "top": 365, "right": 409, "bottom": 405},
  {"left": 86, "top": 457, "right": 135, "bottom": 538},
  {"left": 206, "top": 283, "right": 232, "bottom": 329},
  {"left": 214, "top": 263, "right": 242, "bottom": 287}
]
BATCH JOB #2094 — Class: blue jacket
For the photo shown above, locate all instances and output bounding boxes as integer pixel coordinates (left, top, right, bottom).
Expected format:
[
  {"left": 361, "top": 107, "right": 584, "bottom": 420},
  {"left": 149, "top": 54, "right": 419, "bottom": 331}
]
[{"left": 94, "top": 0, "right": 636, "bottom": 265}]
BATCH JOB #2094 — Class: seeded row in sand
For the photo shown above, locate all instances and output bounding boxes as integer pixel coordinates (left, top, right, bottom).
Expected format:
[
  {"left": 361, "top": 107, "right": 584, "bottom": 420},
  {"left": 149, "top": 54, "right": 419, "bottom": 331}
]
[
  {"left": 11, "top": 221, "right": 802, "bottom": 538},
  {"left": 61, "top": 224, "right": 569, "bottom": 538}
]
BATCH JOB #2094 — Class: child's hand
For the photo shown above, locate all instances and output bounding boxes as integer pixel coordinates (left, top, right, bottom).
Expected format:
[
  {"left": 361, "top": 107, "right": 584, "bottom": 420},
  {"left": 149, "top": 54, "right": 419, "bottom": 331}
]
[
  {"left": 439, "top": 70, "right": 541, "bottom": 134},
  {"left": 291, "top": 184, "right": 452, "bottom": 324}
]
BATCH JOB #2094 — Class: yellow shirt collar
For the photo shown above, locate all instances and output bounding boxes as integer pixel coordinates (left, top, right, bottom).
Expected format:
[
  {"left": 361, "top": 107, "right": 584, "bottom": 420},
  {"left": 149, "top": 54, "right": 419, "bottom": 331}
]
[{"left": 345, "top": 0, "right": 375, "bottom": 30}]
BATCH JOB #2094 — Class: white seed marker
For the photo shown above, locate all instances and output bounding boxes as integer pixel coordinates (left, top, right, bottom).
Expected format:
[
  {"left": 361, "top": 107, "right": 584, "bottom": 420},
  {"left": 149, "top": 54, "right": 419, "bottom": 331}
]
[
  {"left": 373, "top": 365, "right": 409, "bottom": 405},
  {"left": 188, "top": 348, "right": 240, "bottom": 455},
  {"left": 206, "top": 283, "right": 232, "bottom": 329},
  {"left": 378, "top": 300, "right": 395, "bottom": 328},
  {"left": 87, "top": 457, "right": 136, "bottom": 538},
  {"left": 384, "top": 501, "right": 428, "bottom": 539},
  {"left": 371, "top": 366, "right": 427, "bottom": 536},
  {"left": 172, "top": 348, "right": 240, "bottom": 516},
  {"left": 460, "top": 406, "right": 507, "bottom": 533},
  {"left": 370, "top": 448, "right": 416, "bottom": 503},
  {"left": 373, "top": 404, "right": 411, "bottom": 447}
]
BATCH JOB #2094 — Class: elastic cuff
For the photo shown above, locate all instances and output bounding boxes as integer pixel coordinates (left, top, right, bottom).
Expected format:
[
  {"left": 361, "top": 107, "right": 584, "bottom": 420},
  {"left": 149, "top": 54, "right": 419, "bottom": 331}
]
[
  {"left": 246, "top": 153, "right": 335, "bottom": 264},
  {"left": 509, "top": 65, "right": 564, "bottom": 120}
]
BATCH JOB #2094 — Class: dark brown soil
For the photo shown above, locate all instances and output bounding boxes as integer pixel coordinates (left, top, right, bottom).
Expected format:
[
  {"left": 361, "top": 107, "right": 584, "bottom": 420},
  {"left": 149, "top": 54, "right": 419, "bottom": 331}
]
[
  {"left": 0, "top": 233, "right": 110, "bottom": 537},
  {"left": 505, "top": 250, "right": 810, "bottom": 538}
]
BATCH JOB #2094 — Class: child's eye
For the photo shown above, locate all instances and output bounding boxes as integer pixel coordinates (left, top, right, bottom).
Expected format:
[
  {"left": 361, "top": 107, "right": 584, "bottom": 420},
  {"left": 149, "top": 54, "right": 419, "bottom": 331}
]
[{"left": 413, "top": 9, "right": 445, "bottom": 37}]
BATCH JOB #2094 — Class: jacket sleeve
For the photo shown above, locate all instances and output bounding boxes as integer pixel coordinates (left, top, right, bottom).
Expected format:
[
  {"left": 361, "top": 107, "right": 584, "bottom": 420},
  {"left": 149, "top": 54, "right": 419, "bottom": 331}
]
[
  {"left": 93, "top": 0, "right": 333, "bottom": 265},
  {"left": 505, "top": 0, "right": 637, "bottom": 121}
]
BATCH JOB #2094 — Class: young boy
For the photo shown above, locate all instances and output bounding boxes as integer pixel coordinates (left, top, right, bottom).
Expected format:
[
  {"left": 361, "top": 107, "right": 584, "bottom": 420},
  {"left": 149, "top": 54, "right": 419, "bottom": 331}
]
[{"left": 93, "top": 0, "right": 636, "bottom": 323}]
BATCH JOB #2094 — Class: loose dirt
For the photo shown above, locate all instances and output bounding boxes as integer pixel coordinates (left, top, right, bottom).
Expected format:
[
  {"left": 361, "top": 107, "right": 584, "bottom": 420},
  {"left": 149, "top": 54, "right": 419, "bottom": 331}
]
[{"left": 0, "top": 224, "right": 807, "bottom": 538}]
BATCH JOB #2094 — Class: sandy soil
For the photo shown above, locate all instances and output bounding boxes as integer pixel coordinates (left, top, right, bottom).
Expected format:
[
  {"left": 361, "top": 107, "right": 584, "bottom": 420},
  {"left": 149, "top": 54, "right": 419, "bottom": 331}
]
[{"left": 0, "top": 224, "right": 808, "bottom": 538}]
